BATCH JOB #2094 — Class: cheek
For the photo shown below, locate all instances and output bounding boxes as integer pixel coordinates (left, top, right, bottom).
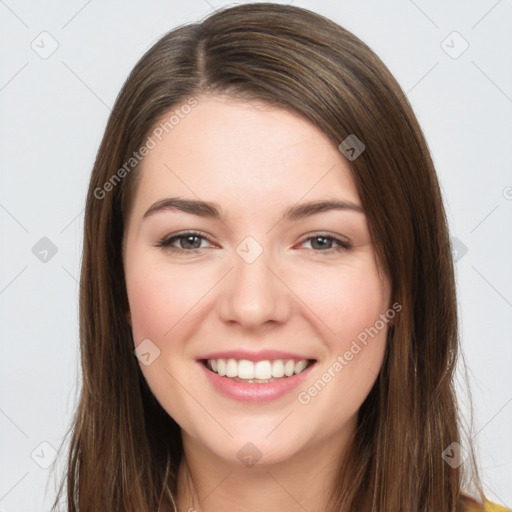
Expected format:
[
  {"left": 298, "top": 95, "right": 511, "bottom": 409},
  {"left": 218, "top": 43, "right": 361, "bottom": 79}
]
[
  {"left": 294, "top": 256, "right": 390, "bottom": 345},
  {"left": 293, "top": 258, "right": 390, "bottom": 408},
  {"left": 125, "top": 257, "right": 209, "bottom": 430},
  {"left": 125, "top": 257, "right": 209, "bottom": 344},
  {"left": 126, "top": 274, "right": 169, "bottom": 344}
]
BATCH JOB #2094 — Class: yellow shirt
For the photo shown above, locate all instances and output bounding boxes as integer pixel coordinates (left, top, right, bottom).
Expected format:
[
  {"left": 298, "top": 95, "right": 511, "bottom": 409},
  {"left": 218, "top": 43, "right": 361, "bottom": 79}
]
[{"left": 468, "top": 501, "right": 511, "bottom": 512}]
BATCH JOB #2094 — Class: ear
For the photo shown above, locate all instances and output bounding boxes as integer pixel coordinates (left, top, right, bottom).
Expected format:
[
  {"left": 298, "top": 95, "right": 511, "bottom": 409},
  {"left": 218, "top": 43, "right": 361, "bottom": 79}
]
[{"left": 126, "top": 310, "right": 132, "bottom": 326}]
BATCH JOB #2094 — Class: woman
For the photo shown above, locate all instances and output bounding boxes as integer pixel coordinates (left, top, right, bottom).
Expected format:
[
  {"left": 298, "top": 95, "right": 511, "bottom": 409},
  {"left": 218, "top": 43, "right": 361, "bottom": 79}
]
[{"left": 52, "top": 3, "right": 508, "bottom": 511}]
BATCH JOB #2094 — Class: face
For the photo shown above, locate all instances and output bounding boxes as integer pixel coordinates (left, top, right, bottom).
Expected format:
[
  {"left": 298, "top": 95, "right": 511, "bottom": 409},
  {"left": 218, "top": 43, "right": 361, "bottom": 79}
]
[{"left": 122, "top": 95, "right": 391, "bottom": 466}]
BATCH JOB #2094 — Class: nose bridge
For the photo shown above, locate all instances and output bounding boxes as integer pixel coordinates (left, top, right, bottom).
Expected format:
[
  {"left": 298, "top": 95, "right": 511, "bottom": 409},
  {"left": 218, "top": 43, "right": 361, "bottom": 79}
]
[{"left": 217, "top": 236, "right": 290, "bottom": 327}]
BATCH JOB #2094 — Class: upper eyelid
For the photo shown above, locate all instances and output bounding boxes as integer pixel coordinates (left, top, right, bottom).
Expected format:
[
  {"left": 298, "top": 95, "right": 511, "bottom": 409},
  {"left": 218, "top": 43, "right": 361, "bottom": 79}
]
[{"left": 158, "top": 231, "right": 214, "bottom": 247}]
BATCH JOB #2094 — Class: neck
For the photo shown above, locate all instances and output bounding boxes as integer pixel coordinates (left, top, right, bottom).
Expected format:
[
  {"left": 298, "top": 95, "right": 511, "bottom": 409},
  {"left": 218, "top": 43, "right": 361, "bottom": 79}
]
[{"left": 175, "top": 416, "right": 356, "bottom": 512}]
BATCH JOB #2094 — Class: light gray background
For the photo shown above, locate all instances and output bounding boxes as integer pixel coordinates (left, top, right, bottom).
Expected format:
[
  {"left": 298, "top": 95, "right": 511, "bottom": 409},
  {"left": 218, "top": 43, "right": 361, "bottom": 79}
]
[{"left": 1, "top": 1, "right": 511, "bottom": 510}]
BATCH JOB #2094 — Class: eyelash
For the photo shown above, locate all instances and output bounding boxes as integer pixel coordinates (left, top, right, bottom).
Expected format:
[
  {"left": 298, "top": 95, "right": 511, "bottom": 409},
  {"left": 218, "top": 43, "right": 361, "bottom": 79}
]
[{"left": 155, "top": 230, "right": 352, "bottom": 255}]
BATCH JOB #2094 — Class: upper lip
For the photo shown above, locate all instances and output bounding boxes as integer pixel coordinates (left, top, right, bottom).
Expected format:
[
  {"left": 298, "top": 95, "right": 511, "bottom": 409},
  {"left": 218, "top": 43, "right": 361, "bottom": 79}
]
[{"left": 197, "top": 350, "right": 316, "bottom": 362}]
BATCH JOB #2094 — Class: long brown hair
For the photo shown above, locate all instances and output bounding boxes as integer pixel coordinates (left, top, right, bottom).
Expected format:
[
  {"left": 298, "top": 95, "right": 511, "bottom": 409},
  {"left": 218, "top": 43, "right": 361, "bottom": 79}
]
[{"left": 52, "top": 3, "right": 485, "bottom": 510}]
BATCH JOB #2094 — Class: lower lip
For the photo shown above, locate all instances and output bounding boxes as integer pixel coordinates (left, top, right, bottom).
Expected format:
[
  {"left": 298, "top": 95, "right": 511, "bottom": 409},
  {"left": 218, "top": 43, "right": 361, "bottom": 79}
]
[{"left": 198, "top": 361, "right": 316, "bottom": 403}]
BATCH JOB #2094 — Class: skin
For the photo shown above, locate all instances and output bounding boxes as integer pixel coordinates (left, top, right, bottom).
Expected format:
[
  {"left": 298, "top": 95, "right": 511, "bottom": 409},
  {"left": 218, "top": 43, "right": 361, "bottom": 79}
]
[{"left": 122, "top": 95, "right": 391, "bottom": 512}]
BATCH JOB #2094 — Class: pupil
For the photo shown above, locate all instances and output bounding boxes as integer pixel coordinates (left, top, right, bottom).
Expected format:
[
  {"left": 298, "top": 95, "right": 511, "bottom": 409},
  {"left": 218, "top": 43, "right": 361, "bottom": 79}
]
[
  {"left": 183, "top": 236, "right": 201, "bottom": 249},
  {"left": 312, "top": 236, "right": 331, "bottom": 250}
]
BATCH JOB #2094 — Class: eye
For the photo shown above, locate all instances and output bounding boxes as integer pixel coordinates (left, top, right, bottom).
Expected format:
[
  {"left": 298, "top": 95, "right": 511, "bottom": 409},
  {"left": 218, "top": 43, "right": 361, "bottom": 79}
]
[
  {"left": 155, "top": 231, "right": 215, "bottom": 254},
  {"left": 297, "top": 234, "right": 352, "bottom": 254},
  {"left": 155, "top": 231, "right": 352, "bottom": 255}
]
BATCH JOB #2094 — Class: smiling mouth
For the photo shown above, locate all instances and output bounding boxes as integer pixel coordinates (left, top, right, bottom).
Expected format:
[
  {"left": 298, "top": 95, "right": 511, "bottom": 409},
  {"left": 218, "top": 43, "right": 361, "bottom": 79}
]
[{"left": 201, "top": 358, "right": 316, "bottom": 384}]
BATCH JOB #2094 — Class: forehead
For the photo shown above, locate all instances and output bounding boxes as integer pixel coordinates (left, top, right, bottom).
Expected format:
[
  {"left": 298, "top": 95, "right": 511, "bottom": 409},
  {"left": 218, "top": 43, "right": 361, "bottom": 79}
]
[{"left": 129, "top": 96, "right": 360, "bottom": 218}]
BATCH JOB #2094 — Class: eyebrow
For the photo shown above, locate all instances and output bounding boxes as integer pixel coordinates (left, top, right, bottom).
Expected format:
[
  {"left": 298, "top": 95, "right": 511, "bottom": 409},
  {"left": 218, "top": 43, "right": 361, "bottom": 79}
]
[{"left": 142, "top": 197, "right": 364, "bottom": 222}]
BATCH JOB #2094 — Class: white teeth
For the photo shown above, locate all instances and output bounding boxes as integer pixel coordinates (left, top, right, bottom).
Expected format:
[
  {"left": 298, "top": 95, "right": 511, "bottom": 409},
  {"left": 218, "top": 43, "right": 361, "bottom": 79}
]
[
  {"left": 271, "top": 359, "right": 285, "bottom": 378},
  {"left": 254, "top": 361, "right": 272, "bottom": 379},
  {"left": 206, "top": 358, "right": 313, "bottom": 381},
  {"left": 284, "top": 360, "right": 295, "bottom": 376},
  {"left": 217, "top": 359, "right": 226, "bottom": 377},
  {"left": 226, "top": 359, "right": 238, "bottom": 378},
  {"left": 238, "top": 359, "right": 254, "bottom": 379},
  {"left": 294, "top": 360, "right": 308, "bottom": 374}
]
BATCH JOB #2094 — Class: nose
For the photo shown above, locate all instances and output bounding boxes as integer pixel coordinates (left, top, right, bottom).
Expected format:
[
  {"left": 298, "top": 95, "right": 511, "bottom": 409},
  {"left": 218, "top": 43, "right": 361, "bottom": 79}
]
[{"left": 217, "top": 246, "right": 292, "bottom": 330}]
